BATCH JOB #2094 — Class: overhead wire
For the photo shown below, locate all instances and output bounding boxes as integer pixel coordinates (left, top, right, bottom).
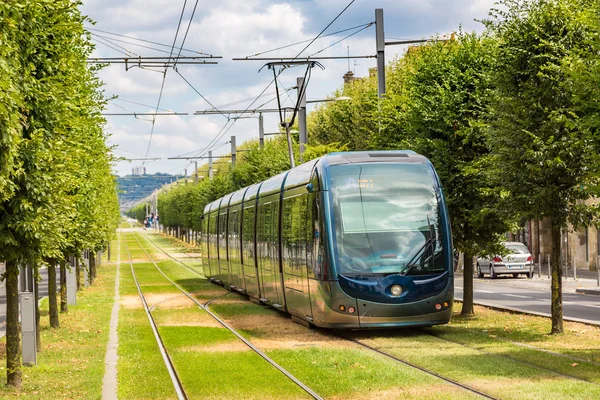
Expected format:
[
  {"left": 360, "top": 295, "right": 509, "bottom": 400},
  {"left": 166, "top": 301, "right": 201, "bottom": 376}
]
[
  {"left": 91, "top": 32, "right": 185, "bottom": 56},
  {"left": 188, "top": 0, "right": 358, "bottom": 158},
  {"left": 142, "top": 0, "right": 188, "bottom": 166},
  {"left": 290, "top": 0, "right": 357, "bottom": 62},
  {"left": 175, "top": 70, "right": 229, "bottom": 120},
  {"left": 86, "top": 27, "right": 211, "bottom": 56},
  {"left": 94, "top": 36, "right": 136, "bottom": 57},
  {"left": 243, "top": 22, "right": 372, "bottom": 59},
  {"left": 111, "top": 98, "right": 174, "bottom": 113},
  {"left": 173, "top": 0, "right": 200, "bottom": 64},
  {"left": 308, "top": 22, "right": 373, "bottom": 57}
]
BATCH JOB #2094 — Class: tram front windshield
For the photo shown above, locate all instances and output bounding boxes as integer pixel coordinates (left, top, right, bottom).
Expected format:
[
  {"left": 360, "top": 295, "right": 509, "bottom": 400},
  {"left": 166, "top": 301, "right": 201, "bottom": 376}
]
[{"left": 330, "top": 162, "right": 445, "bottom": 277}]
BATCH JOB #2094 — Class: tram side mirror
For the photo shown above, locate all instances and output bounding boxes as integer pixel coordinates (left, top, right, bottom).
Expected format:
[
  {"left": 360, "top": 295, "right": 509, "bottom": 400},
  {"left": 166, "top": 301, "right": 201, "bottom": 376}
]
[{"left": 306, "top": 183, "right": 314, "bottom": 192}]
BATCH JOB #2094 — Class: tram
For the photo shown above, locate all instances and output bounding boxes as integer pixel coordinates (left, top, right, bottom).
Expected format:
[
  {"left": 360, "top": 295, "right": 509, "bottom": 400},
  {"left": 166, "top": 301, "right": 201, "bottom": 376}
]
[{"left": 200, "top": 151, "right": 453, "bottom": 328}]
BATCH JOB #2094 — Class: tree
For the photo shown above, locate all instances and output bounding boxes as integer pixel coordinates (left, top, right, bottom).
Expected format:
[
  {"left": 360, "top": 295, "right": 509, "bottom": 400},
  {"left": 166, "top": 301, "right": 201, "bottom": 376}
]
[
  {"left": 0, "top": 0, "right": 119, "bottom": 387},
  {"left": 484, "top": 0, "right": 600, "bottom": 333},
  {"left": 396, "top": 33, "right": 514, "bottom": 315}
]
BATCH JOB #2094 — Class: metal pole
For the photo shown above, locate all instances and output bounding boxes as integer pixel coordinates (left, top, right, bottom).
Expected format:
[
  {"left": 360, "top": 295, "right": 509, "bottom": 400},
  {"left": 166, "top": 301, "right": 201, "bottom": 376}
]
[
  {"left": 597, "top": 255, "right": 600, "bottom": 286},
  {"left": 547, "top": 254, "right": 551, "bottom": 279},
  {"left": 194, "top": 161, "right": 198, "bottom": 184},
  {"left": 375, "top": 8, "right": 386, "bottom": 98},
  {"left": 20, "top": 263, "right": 36, "bottom": 365},
  {"left": 538, "top": 253, "right": 541, "bottom": 278},
  {"left": 231, "top": 135, "right": 236, "bottom": 167},
  {"left": 208, "top": 151, "right": 213, "bottom": 179},
  {"left": 297, "top": 77, "right": 307, "bottom": 162},
  {"left": 573, "top": 251, "right": 577, "bottom": 280},
  {"left": 259, "top": 113, "right": 264, "bottom": 149},
  {"left": 184, "top": 168, "right": 187, "bottom": 184},
  {"left": 284, "top": 122, "right": 295, "bottom": 169}
]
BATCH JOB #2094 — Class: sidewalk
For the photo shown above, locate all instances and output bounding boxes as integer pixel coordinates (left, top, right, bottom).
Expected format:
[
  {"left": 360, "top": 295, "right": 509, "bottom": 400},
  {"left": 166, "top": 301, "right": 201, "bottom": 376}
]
[{"left": 457, "top": 267, "right": 600, "bottom": 295}]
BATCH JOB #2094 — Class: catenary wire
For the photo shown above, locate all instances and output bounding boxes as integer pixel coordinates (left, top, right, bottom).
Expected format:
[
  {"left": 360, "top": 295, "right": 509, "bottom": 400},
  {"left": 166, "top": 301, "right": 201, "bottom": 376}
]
[
  {"left": 243, "top": 22, "right": 372, "bottom": 58},
  {"left": 142, "top": 0, "right": 188, "bottom": 167},
  {"left": 91, "top": 33, "right": 139, "bottom": 56},
  {"left": 111, "top": 98, "right": 174, "bottom": 113},
  {"left": 308, "top": 22, "right": 373, "bottom": 57},
  {"left": 290, "top": 0, "right": 357, "bottom": 62},
  {"left": 91, "top": 32, "right": 185, "bottom": 56},
  {"left": 174, "top": 0, "right": 200, "bottom": 65},
  {"left": 174, "top": 70, "right": 229, "bottom": 120},
  {"left": 94, "top": 36, "right": 135, "bottom": 57},
  {"left": 86, "top": 26, "right": 210, "bottom": 55},
  {"left": 199, "top": 0, "right": 357, "bottom": 158}
]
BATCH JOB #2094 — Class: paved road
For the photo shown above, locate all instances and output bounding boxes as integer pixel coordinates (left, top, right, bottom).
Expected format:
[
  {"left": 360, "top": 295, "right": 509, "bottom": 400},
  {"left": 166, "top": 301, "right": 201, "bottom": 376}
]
[
  {"left": 0, "top": 265, "right": 59, "bottom": 338},
  {"left": 455, "top": 277, "right": 600, "bottom": 325}
]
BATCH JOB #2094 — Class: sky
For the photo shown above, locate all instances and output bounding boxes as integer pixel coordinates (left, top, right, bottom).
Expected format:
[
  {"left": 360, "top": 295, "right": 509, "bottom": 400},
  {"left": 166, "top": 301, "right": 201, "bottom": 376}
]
[{"left": 80, "top": 0, "right": 496, "bottom": 177}]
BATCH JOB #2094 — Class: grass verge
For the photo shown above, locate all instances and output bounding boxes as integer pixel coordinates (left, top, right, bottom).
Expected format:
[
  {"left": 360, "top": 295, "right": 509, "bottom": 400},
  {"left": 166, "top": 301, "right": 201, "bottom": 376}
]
[{"left": 0, "top": 255, "right": 117, "bottom": 399}]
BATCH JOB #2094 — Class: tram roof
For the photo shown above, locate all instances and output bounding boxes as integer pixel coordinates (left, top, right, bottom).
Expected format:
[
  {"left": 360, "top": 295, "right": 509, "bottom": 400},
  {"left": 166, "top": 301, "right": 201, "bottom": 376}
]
[
  {"left": 319, "top": 150, "right": 427, "bottom": 168},
  {"left": 229, "top": 186, "right": 248, "bottom": 206}
]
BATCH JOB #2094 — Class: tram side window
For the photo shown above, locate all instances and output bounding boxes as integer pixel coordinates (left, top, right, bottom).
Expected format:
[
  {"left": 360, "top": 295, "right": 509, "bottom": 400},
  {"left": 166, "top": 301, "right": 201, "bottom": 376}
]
[
  {"left": 229, "top": 210, "right": 239, "bottom": 261},
  {"left": 242, "top": 206, "right": 255, "bottom": 263},
  {"left": 282, "top": 198, "right": 294, "bottom": 274},
  {"left": 219, "top": 212, "right": 228, "bottom": 261},
  {"left": 306, "top": 193, "right": 315, "bottom": 278},
  {"left": 210, "top": 213, "right": 218, "bottom": 260},
  {"left": 270, "top": 201, "right": 279, "bottom": 261}
]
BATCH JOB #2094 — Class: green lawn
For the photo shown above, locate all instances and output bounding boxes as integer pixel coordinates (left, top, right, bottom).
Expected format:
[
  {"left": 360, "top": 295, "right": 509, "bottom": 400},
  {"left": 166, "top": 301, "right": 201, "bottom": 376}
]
[{"left": 0, "top": 248, "right": 118, "bottom": 399}]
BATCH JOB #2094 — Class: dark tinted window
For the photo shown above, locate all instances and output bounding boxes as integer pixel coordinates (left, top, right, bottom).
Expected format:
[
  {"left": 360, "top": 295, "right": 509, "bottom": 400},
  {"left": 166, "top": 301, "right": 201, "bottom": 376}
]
[{"left": 330, "top": 163, "right": 445, "bottom": 276}]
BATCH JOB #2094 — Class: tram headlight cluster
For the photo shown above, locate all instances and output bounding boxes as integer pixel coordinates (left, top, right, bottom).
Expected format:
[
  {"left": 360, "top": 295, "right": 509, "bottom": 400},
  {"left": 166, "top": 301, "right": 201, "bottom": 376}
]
[
  {"left": 338, "top": 305, "right": 356, "bottom": 314},
  {"left": 390, "top": 285, "right": 403, "bottom": 297}
]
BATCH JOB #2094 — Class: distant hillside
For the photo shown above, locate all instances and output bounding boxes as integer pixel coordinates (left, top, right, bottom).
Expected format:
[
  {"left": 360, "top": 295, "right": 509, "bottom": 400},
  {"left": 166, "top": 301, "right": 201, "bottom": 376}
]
[{"left": 117, "top": 173, "right": 182, "bottom": 211}]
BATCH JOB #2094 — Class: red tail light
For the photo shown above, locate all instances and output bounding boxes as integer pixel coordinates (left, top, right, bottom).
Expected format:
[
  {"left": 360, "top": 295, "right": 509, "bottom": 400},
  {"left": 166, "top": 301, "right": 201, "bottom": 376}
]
[
  {"left": 527, "top": 256, "right": 532, "bottom": 262},
  {"left": 493, "top": 256, "right": 502, "bottom": 263}
]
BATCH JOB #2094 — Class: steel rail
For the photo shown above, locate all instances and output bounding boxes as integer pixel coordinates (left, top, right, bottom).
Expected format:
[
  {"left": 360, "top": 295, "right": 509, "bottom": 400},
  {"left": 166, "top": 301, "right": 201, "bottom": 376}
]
[
  {"left": 132, "top": 233, "right": 323, "bottom": 400},
  {"left": 124, "top": 240, "right": 188, "bottom": 400},
  {"left": 423, "top": 329, "right": 600, "bottom": 386},
  {"left": 140, "top": 233, "right": 204, "bottom": 278},
  {"left": 338, "top": 334, "right": 499, "bottom": 400}
]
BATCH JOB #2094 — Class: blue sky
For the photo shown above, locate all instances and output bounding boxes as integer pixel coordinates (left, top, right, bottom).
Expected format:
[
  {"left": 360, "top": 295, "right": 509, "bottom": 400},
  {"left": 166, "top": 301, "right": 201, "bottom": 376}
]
[{"left": 80, "top": 0, "right": 496, "bottom": 176}]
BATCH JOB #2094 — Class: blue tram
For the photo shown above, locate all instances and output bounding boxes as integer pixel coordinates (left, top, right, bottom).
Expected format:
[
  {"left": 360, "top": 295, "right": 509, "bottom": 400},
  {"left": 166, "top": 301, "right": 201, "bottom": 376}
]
[{"left": 200, "top": 151, "right": 454, "bottom": 328}]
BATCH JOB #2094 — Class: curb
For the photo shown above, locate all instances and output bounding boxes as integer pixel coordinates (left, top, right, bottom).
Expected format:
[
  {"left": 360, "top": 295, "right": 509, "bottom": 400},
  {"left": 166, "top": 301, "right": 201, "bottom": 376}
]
[
  {"left": 576, "top": 288, "right": 600, "bottom": 296},
  {"left": 454, "top": 299, "right": 600, "bottom": 327}
]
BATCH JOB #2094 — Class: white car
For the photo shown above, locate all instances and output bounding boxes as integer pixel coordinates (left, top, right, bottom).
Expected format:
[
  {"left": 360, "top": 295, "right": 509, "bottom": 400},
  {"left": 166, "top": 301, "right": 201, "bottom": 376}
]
[{"left": 476, "top": 242, "right": 534, "bottom": 279}]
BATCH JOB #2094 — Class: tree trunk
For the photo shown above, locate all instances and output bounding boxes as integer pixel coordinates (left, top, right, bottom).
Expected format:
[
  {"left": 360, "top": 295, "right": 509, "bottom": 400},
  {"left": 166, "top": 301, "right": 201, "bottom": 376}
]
[
  {"left": 461, "top": 251, "right": 475, "bottom": 316},
  {"left": 75, "top": 257, "right": 81, "bottom": 291},
  {"left": 60, "top": 261, "right": 68, "bottom": 313},
  {"left": 34, "top": 277, "right": 41, "bottom": 352},
  {"left": 48, "top": 259, "right": 59, "bottom": 328},
  {"left": 550, "top": 219, "right": 563, "bottom": 333},
  {"left": 89, "top": 252, "right": 96, "bottom": 285},
  {"left": 5, "top": 261, "right": 22, "bottom": 388},
  {"left": 107, "top": 243, "right": 111, "bottom": 262}
]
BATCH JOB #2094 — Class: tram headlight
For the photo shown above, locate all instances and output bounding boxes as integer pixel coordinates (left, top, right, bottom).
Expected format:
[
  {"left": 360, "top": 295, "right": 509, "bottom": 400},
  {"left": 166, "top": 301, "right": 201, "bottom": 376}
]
[{"left": 390, "top": 285, "right": 402, "bottom": 297}]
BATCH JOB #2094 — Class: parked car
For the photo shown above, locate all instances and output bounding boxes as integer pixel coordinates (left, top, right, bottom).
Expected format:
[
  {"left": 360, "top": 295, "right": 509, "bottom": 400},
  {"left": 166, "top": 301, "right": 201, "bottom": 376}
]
[{"left": 476, "top": 242, "right": 534, "bottom": 279}]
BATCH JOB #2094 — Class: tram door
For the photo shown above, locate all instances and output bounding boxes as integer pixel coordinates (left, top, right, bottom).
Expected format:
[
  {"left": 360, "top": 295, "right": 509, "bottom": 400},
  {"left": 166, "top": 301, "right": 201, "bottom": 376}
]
[
  {"left": 256, "top": 197, "right": 285, "bottom": 307},
  {"left": 282, "top": 190, "right": 313, "bottom": 321}
]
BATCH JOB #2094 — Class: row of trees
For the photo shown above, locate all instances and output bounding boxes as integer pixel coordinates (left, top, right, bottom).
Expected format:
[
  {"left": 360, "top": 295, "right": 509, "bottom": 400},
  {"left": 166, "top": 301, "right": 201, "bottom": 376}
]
[
  {"left": 307, "top": 0, "right": 600, "bottom": 333},
  {"left": 127, "top": 137, "right": 343, "bottom": 234},
  {"left": 0, "top": 1, "right": 120, "bottom": 388}
]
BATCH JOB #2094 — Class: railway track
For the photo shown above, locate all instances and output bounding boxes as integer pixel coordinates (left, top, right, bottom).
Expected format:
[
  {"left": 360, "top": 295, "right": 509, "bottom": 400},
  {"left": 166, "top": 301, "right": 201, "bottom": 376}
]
[
  {"left": 423, "top": 329, "right": 600, "bottom": 386},
  {"left": 141, "top": 230, "right": 498, "bottom": 399},
  {"left": 130, "top": 232, "right": 324, "bottom": 400},
  {"left": 124, "top": 239, "right": 188, "bottom": 400},
  {"left": 139, "top": 233, "right": 204, "bottom": 278},
  {"left": 336, "top": 333, "right": 499, "bottom": 400},
  {"left": 139, "top": 230, "right": 599, "bottom": 398}
]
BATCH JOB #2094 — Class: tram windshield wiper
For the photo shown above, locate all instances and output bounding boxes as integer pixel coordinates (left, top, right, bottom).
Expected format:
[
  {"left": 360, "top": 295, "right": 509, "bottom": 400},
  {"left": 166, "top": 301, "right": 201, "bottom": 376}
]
[{"left": 400, "top": 217, "right": 436, "bottom": 276}]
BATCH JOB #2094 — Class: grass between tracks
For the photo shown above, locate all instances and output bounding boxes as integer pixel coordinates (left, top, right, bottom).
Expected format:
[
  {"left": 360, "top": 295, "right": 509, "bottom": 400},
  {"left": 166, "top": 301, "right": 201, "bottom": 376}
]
[
  {"left": 126, "top": 230, "right": 600, "bottom": 399},
  {"left": 0, "top": 243, "right": 118, "bottom": 399}
]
